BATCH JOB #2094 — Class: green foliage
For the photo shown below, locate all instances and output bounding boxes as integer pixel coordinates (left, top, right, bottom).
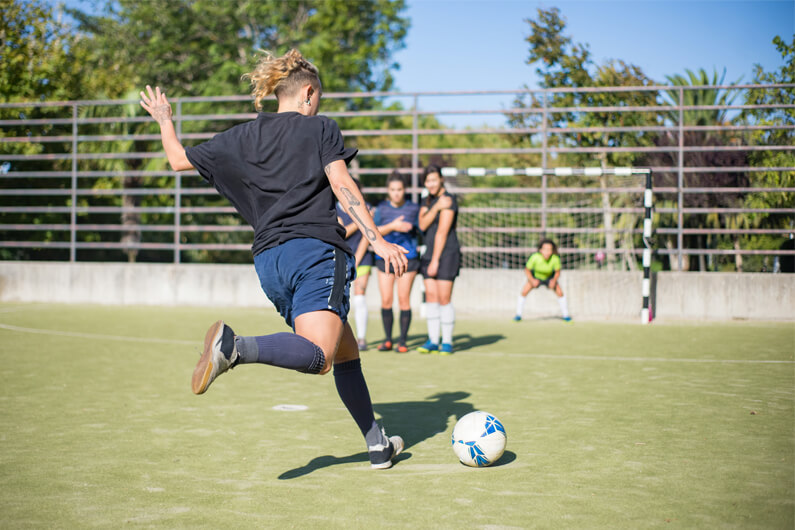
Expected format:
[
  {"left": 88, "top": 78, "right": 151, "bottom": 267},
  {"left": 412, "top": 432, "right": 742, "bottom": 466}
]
[
  {"left": 743, "top": 35, "right": 795, "bottom": 228},
  {"left": 662, "top": 68, "right": 742, "bottom": 126},
  {"left": 67, "top": 0, "right": 409, "bottom": 101},
  {"left": 509, "top": 8, "right": 657, "bottom": 168}
]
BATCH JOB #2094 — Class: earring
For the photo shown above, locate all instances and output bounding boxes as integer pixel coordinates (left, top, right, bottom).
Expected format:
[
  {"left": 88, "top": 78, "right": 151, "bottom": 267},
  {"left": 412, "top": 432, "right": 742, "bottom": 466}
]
[{"left": 305, "top": 98, "right": 311, "bottom": 106}]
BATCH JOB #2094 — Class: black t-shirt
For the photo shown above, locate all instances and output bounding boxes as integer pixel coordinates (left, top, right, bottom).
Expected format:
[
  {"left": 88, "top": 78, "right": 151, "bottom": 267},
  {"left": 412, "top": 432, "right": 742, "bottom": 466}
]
[
  {"left": 185, "top": 112, "right": 357, "bottom": 256},
  {"left": 422, "top": 191, "right": 460, "bottom": 259}
]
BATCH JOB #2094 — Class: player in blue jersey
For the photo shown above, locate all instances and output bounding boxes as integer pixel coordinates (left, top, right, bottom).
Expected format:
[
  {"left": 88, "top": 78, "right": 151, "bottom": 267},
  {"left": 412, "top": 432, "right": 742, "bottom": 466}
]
[
  {"left": 417, "top": 165, "right": 461, "bottom": 355},
  {"left": 337, "top": 179, "right": 375, "bottom": 351},
  {"left": 139, "top": 49, "right": 407, "bottom": 469},
  {"left": 373, "top": 171, "right": 420, "bottom": 353}
]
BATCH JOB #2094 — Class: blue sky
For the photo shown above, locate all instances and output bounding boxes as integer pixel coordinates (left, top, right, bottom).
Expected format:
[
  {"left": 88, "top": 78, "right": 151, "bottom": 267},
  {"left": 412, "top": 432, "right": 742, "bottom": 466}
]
[{"left": 390, "top": 0, "right": 794, "bottom": 126}]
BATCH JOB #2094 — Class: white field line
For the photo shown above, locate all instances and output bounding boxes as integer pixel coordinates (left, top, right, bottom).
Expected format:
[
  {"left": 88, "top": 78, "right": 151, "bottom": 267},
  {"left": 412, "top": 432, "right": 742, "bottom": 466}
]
[
  {"left": 465, "top": 351, "right": 795, "bottom": 364},
  {"left": 1, "top": 322, "right": 792, "bottom": 364},
  {"left": 0, "top": 322, "right": 196, "bottom": 345}
]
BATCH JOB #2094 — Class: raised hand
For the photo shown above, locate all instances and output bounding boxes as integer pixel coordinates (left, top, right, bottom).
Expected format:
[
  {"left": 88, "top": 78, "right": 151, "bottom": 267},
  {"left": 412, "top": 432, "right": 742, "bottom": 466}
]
[{"left": 139, "top": 85, "right": 172, "bottom": 125}]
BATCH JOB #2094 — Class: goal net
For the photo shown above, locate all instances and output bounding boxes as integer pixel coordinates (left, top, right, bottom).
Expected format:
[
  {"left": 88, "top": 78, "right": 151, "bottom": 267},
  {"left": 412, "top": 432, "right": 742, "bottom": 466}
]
[{"left": 444, "top": 167, "right": 649, "bottom": 272}]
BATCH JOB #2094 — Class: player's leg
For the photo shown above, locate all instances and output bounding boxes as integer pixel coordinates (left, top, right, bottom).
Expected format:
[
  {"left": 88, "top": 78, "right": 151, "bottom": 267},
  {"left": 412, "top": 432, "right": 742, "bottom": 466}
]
[
  {"left": 192, "top": 240, "right": 342, "bottom": 394},
  {"left": 332, "top": 321, "right": 404, "bottom": 468},
  {"left": 353, "top": 267, "right": 370, "bottom": 350},
  {"left": 515, "top": 278, "right": 535, "bottom": 321},
  {"left": 396, "top": 269, "right": 417, "bottom": 352},
  {"left": 418, "top": 277, "right": 440, "bottom": 354},
  {"left": 437, "top": 279, "right": 456, "bottom": 354},
  {"left": 554, "top": 282, "right": 571, "bottom": 321},
  {"left": 377, "top": 266, "right": 395, "bottom": 350}
]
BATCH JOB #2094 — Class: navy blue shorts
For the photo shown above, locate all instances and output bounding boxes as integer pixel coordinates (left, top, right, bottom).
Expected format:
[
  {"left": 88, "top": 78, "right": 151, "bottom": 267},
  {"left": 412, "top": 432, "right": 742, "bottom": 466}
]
[{"left": 254, "top": 238, "right": 355, "bottom": 329}]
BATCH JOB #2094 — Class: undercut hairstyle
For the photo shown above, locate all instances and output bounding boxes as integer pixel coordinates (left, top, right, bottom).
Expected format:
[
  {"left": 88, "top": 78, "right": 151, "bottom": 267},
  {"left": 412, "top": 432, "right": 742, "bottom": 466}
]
[
  {"left": 422, "top": 164, "right": 443, "bottom": 183},
  {"left": 538, "top": 238, "right": 559, "bottom": 255},
  {"left": 243, "top": 49, "right": 320, "bottom": 110},
  {"left": 386, "top": 170, "right": 406, "bottom": 187}
]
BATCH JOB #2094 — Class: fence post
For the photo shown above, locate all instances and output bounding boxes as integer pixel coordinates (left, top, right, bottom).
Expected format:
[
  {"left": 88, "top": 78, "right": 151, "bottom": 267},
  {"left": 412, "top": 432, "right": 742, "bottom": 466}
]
[
  {"left": 174, "top": 99, "right": 182, "bottom": 264},
  {"left": 541, "top": 90, "right": 548, "bottom": 235},
  {"left": 70, "top": 103, "right": 78, "bottom": 262},
  {"left": 677, "top": 87, "right": 685, "bottom": 271},
  {"left": 411, "top": 94, "right": 419, "bottom": 202}
]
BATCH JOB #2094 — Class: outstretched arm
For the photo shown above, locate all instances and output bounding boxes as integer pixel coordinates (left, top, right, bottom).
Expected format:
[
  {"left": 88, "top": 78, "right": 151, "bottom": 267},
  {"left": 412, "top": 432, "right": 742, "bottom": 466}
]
[
  {"left": 325, "top": 159, "right": 408, "bottom": 276},
  {"left": 139, "top": 85, "right": 193, "bottom": 171}
]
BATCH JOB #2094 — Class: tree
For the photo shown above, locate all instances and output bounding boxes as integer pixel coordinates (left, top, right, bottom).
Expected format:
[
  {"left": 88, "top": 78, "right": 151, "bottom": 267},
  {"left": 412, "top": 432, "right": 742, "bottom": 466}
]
[
  {"left": 56, "top": 0, "right": 410, "bottom": 262},
  {"left": 0, "top": 0, "right": 90, "bottom": 260},
  {"left": 742, "top": 35, "right": 795, "bottom": 272},
  {"left": 67, "top": 0, "right": 409, "bottom": 100},
  {"left": 509, "top": 8, "right": 658, "bottom": 269}
]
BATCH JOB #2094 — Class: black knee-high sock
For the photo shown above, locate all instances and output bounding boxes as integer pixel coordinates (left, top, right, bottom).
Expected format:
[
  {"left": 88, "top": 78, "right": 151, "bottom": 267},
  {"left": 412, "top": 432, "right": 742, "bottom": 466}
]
[
  {"left": 381, "top": 308, "right": 393, "bottom": 343},
  {"left": 399, "top": 309, "right": 411, "bottom": 345},
  {"left": 334, "top": 359, "right": 387, "bottom": 447},
  {"left": 235, "top": 333, "right": 325, "bottom": 374}
]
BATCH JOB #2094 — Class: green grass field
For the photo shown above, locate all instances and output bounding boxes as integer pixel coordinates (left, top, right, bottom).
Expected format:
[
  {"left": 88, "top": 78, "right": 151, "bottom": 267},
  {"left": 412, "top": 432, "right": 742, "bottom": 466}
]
[{"left": 0, "top": 303, "right": 792, "bottom": 529}]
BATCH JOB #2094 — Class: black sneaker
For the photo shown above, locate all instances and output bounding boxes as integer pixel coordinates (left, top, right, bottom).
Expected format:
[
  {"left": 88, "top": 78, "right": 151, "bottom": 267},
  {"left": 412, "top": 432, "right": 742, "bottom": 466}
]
[{"left": 369, "top": 433, "right": 405, "bottom": 469}]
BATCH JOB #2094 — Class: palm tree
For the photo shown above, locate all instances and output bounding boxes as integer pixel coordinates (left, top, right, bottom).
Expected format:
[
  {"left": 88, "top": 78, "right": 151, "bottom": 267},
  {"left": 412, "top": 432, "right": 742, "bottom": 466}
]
[{"left": 662, "top": 68, "right": 742, "bottom": 127}]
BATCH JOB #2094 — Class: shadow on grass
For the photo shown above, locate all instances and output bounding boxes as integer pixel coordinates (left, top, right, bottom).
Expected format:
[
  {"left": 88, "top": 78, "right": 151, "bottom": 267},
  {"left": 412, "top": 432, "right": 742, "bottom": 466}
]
[
  {"left": 363, "top": 333, "right": 506, "bottom": 353},
  {"left": 279, "top": 391, "right": 476, "bottom": 479}
]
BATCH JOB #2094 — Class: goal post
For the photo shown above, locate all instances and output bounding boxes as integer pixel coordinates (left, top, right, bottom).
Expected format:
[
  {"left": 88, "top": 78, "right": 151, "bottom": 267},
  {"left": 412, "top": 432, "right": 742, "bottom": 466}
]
[{"left": 436, "top": 167, "right": 653, "bottom": 324}]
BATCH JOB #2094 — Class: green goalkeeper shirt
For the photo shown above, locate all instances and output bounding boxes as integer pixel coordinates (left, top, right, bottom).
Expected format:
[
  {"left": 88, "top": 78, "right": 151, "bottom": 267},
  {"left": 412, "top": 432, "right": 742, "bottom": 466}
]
[{"left": 525, "top": 252, "right": 561, "bottom": 281}]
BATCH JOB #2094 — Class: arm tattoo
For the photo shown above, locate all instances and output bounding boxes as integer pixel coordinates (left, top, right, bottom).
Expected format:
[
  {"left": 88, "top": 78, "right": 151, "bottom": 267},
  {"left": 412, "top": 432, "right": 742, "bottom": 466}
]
[
  {"left": 324, "top": 164, "right": 332, "bottom": 177},
  {"left": 152, "top": 104, "right": 172, "bottom": 124},
  {"left": 340, "top": 186, "right": 361, "bottom": 206},
  {"left": 348, "top": 207, "right": 376, "bottom": 241}
]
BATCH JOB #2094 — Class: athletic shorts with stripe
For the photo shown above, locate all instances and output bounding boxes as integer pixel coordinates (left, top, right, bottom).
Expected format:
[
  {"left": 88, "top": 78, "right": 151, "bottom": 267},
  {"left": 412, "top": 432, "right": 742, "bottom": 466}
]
[{"left": 254, "top": 238, "right": 355, "bottom": 329}]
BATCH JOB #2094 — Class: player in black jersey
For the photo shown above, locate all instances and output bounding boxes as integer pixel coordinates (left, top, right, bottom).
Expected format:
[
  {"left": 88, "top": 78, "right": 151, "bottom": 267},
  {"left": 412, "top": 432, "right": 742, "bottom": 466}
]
[
  {"left": 417, "top": 165, "right": 461, "bottom": 355},
  {"left": 139, "top": 49, "right": 407, "bottom": 469}
]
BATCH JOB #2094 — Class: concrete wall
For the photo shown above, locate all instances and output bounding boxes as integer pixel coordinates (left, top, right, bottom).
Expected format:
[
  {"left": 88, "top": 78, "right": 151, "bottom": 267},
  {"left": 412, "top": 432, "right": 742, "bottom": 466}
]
[{"left": 0, "top": 261, "right": 792, "bottom": 321}]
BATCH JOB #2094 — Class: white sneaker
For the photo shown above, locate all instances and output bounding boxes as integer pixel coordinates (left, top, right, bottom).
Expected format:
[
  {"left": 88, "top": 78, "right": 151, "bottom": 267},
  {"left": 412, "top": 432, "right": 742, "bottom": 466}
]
[
  {"left": 191, "top": 320, "right": 239, "bottom": 395},
  {"left": 369, "top": 433, "right": 405, "bottom": 469}
]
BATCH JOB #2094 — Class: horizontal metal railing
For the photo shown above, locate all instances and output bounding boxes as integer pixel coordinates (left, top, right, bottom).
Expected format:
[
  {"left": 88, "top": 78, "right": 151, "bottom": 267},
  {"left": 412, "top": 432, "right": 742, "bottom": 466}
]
[{"left": 1, "top": 84, "right": 793, "bottom": 270}]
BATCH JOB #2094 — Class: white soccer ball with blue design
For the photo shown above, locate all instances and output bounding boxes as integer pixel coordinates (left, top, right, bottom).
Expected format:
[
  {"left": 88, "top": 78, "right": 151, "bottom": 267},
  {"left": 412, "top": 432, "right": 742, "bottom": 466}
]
[{"left": 451, "top": 411, "right": 507, "bottom": 467}]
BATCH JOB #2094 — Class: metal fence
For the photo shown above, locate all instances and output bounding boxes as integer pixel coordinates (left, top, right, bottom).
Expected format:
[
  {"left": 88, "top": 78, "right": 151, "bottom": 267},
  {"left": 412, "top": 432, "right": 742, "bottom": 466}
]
[{"left": 1, "top": 84, "right": 793, "bottom": 271}]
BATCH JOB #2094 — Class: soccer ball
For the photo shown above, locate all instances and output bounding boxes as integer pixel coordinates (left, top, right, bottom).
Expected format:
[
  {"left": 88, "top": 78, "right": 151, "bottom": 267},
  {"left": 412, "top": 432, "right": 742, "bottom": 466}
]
[{"left": 451, "top": 411, "right": 507, "bottom": 467}]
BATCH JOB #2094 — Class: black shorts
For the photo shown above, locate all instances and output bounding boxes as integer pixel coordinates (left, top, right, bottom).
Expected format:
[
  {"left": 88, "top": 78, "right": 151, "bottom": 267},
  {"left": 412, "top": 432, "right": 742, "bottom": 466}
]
[
  {"left": 531, "top": 270, "right": 551, "bottom": 288},
  {"left": 376, "top": 257, "right": 421, "bottom": 275},
  {"left": 420, "top": 249, "right": 461, "bottom": 281}
]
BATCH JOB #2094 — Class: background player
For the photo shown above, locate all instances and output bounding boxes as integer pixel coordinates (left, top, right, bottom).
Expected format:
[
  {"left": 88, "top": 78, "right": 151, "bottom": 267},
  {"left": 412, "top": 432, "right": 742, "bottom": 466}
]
[
  {"left": 139, "top": 49, "right": 407, "bottom": 469},
  {"left": 337, "top": 179, "right": 375, "bottom": 351},
  {"left": 514, "top": 238, "right": 572, "bottom": 322},
  {"left": 417, "top": 165, "right": 461, "bottom": 355},
  {"left": 373, "top": 171, "right": 420, "bottom": 353}
]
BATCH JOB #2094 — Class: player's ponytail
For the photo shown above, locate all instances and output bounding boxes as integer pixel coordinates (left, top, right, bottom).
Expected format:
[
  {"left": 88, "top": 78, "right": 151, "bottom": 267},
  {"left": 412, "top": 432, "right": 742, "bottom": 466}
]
[{"left": 243, "top": 49, "right": 320, "bottom": 110}]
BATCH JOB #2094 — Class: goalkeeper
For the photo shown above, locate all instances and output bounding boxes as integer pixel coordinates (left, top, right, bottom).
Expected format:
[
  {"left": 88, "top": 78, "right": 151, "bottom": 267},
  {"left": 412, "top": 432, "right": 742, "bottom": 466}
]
[{"left": 514, "top": 239, "right": 571, "bottom": 322}]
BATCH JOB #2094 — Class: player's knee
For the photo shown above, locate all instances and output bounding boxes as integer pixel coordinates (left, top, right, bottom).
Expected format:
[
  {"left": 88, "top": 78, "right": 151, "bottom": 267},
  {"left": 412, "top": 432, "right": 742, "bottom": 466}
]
[{"left": 316, "top": 350, "right": 333, "bottom": 375}]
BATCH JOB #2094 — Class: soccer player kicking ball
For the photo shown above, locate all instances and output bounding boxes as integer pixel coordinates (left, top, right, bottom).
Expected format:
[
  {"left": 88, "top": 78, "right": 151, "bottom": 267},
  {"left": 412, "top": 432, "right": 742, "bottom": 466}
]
[
  {"left": 140, "top": 49, "right": 407, "bottom": 469},
  {"left": 514, "top": 239, "right": 572, "bottom": 322}
]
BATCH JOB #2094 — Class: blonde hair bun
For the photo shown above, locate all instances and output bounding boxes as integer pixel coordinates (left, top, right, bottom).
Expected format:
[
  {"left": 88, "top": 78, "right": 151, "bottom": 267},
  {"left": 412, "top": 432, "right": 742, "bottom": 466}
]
[{"left": 243, "top": 49, "right": 320, "bottom": 110}]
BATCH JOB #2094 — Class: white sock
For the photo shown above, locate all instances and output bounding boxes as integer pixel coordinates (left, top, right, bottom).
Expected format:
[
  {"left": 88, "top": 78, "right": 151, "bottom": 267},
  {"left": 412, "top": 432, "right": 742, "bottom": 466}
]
[
  {"left": 440, "top": 303, "right": 455, "bottom": 345},
  {"left": 557, "top": 296, "right": 570, "bottom": 318},
  {"left": 426, "top": 302, "right": 440, "bottom": 345},
  {"left": 515, "top": 295, "right": 526, "bottom": 317},
  {"left": 354, "top": 294, "right": 368, "bottom": 340}
]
